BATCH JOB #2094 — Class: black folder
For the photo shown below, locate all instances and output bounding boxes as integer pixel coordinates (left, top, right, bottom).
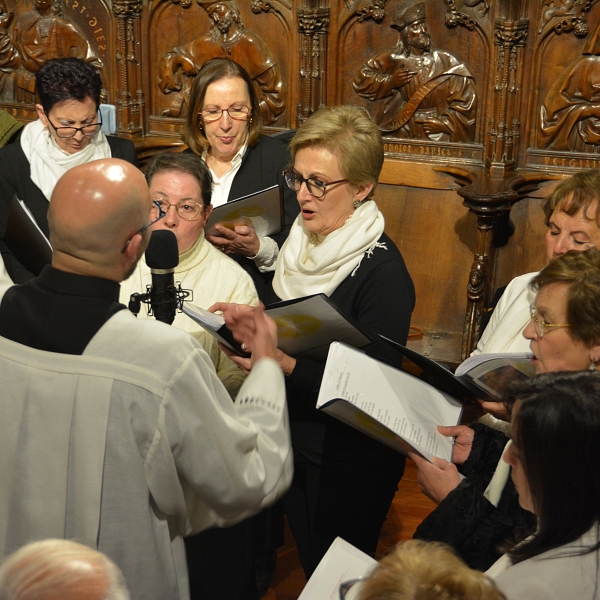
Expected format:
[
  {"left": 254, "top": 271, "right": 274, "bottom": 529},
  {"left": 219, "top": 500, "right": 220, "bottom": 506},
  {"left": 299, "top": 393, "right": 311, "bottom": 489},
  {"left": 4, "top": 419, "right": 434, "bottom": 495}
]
[{"left": 5, "top": 195, "right": 52, "bottom": 276}]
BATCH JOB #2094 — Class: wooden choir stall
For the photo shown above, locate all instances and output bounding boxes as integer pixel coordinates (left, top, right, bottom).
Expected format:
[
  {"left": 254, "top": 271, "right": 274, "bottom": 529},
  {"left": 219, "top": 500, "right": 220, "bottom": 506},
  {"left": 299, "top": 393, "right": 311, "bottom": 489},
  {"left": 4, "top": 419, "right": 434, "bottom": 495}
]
[{"left": 1, "top": 0, "right": 599, "bottom": 365}]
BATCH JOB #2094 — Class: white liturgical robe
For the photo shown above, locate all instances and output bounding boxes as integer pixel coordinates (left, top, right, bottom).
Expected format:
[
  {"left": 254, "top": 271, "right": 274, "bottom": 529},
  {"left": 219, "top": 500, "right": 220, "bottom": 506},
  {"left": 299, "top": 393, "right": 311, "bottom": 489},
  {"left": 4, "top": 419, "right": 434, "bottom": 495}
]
[{"left": 0, "top": 306, "right": 292, "bottom": 600}]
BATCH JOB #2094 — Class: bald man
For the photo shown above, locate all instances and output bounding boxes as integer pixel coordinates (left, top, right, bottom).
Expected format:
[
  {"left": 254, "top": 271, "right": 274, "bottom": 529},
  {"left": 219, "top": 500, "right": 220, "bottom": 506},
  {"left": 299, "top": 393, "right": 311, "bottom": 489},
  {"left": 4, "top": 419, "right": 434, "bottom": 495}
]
[
  {"left": 0, "top": 539, "right": 129, "bottom": 600},
  {"left": 0, "top": 159, "right": 292, "bottom": 600}
]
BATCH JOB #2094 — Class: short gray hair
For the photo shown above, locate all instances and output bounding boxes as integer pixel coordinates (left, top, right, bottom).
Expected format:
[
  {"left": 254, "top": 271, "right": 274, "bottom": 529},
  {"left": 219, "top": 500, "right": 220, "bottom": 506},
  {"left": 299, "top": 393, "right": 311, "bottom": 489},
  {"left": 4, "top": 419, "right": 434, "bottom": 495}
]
[{"left": 0, "top": 539, "right": 130, "bottom": 600}]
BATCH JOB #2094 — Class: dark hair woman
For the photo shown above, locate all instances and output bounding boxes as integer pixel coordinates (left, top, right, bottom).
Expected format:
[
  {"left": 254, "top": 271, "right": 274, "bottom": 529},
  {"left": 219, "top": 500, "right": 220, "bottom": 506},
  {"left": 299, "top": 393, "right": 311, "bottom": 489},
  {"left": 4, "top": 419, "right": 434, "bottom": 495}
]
[
  {"left": 0, "top": 57, "right": 139, "bottom": 284},
  {"left": 488, "top": 370, "right": 600, "bottom": 600}
]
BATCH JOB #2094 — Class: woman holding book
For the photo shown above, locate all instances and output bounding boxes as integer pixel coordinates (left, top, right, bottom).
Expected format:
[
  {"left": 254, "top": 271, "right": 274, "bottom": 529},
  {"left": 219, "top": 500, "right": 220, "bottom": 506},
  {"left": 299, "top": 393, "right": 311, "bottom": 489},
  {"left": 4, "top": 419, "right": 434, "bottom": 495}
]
[
  {"left": 0, "top": 58, "right": 138, "bottom": 284},
  {"left": 487, "top": 371, "right": 600, "bottom": 599},
  {"left": 218, "top": 105, "right": 415, "bottom": 577},
  {"left": 413, "top": 248, "right": 600, "bottom": 570},
  {"left": 183, "top": 57, "right": 298, "bottom": 300}
]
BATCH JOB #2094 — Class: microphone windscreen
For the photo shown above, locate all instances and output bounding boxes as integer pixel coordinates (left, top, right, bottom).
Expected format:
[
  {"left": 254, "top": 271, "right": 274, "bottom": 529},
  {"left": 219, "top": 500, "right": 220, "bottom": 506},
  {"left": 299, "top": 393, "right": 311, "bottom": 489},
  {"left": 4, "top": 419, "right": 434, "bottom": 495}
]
[{"left": 145, "top": 230, "right": 179, "bottom": 269}]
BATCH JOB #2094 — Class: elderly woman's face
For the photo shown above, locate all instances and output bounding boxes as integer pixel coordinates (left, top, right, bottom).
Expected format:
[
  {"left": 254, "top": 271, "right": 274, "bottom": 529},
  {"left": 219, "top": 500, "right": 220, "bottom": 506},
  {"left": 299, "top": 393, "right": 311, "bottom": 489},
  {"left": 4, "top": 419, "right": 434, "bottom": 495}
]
[
  {"left": 524, "top": 282, "right": 599, "bottom": 373},
  {"left": 201, "top": 76, "right": 250, "bottom": 163},
  {"left": 545, "top": 200, "right": 600, "bottom": 261},
  {"left": 149, "top": 170, "right": 212, "bottom": 254},
  {"left": 293, "top": 146, "right": 372, "bottom": 237},
  {"left": 36, "top": 96, "right": 99, "bottom": 155}
]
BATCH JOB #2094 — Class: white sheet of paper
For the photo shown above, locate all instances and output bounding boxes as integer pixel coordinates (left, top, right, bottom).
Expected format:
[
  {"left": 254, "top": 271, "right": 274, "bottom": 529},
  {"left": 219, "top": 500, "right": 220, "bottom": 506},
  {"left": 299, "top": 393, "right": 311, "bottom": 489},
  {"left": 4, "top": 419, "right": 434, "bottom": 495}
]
[
  {"left": 317, "top": 343, "right": 462, "bottom": 461},
  {"left": 298, "top": 537, "right": 377, "bottom": 600}
]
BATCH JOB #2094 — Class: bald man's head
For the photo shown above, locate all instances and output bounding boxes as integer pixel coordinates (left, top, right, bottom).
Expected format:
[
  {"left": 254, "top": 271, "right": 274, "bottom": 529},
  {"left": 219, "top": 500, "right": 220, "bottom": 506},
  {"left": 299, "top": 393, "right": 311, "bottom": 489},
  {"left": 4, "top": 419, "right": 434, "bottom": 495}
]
[
  {"left": 48, "top": 159, "right": 152, "bottom": 281},
  {"left": 0, "top": 539, "right": 129, "bottom": 600}
]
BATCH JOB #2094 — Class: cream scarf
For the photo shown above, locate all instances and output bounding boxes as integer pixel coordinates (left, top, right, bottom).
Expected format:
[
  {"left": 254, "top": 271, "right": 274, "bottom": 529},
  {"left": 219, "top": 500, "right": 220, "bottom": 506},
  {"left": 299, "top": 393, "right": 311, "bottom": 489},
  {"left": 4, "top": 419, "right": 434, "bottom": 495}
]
[
  {"left": 21, "top": 119, "right": 112, "bottom": 201},
  {"left": 273, "top": 200, "right": 385, "bottom": 300}
]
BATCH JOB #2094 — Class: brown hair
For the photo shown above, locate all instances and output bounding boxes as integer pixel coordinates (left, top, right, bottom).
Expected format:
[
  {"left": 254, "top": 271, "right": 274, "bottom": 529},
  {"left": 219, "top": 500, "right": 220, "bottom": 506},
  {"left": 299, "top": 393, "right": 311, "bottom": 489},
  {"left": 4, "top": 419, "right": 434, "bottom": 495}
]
[
  {"left": 289, "top": 105, "right": 384, "bottom": 198},
  {"left": 144, "top": 151, "right": 212, "bottom": 207},
  {"left": 183, "top": 58, "right": 261, "bottom": 156},
  {"left": 543, "top": 169, "right": 600, "bottom": 227},
  {"left": 531, "top": 247, "right": 600, "bottom": 347},
  {"left": 357, "top": 540, "right": 506, "bottom": 600}
]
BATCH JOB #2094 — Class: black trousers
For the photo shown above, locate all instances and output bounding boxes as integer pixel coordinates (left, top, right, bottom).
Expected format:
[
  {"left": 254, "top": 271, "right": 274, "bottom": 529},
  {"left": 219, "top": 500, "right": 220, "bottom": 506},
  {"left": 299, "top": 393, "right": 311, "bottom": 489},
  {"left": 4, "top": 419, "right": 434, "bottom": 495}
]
[
  {"left": 185, "top": 519, "right": 258, "bottom": 600},
  {"left": 283, "top": 451, "right": 406, "bottom": 577}
]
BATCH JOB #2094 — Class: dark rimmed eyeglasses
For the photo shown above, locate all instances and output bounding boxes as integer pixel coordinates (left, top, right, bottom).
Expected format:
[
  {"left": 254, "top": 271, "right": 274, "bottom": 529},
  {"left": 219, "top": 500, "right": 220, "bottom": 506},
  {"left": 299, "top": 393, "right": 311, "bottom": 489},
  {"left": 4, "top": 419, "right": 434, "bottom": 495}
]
[
  {"left": 45, "top": 113, "right": 103, "bottom": 138},
  {"left": 120, "top": 201, "right": 167, "bottom": 254},
  {"left": 283, "top": 168, "right": 348, "bottom": 199}
]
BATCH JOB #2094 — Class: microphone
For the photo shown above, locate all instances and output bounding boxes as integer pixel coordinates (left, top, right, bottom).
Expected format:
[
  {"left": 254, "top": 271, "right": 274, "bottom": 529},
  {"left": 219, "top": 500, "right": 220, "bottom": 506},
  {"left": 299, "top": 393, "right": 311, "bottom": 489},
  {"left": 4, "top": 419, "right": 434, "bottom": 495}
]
[{"left": 145, "top": 230, "right": 179, "bottom": 325}]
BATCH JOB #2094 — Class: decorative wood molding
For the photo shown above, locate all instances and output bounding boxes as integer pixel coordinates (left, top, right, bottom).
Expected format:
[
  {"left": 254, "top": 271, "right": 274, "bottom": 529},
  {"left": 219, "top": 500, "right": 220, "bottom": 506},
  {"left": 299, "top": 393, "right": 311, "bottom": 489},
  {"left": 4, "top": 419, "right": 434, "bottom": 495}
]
[
  {"left": 486, "top": 17, "right": 527, "bottom": 173},
  {"left": 113, "top": 0, "right": 143, "bottom": 136},
  {"left": 296, "top": 5, "right": 329, "bottom": 125},
  {"left": 356, "top": 0, "right": 386, "bottom": 24},
  {"left": 537, "top": 0, "right": 595, "bottom": 37}
]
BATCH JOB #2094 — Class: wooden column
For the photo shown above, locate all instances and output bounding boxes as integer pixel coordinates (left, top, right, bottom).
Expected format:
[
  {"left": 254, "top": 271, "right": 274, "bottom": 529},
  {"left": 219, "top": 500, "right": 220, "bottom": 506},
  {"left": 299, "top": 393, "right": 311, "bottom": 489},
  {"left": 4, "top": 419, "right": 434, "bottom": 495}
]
[
  {"left": 296, "top": 1, "right": 329, "bottom": 126},
  {"left": 113, "top": 0, "right": 143, "bottom": 137}
]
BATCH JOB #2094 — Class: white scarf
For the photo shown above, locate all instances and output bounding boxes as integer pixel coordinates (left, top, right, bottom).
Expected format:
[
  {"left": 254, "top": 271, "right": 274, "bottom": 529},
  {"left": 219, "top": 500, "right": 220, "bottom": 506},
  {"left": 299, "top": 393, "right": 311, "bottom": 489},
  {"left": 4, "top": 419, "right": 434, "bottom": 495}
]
[
  {"left": 21, "top": 119, "right": 112, "bottom": 201},
  {"left": 273, "top": 200, "right": 385, "bottom": 300}
]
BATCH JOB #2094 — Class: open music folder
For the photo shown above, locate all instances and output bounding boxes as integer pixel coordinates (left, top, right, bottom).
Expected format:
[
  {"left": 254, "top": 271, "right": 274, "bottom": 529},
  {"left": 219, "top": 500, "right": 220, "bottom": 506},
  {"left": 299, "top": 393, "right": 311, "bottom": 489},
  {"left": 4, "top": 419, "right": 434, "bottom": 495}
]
[
  {"left": 204, "top": 184, "right": 283, "bottom": 238},
  {"left": 317, "top": 342, "right": 463, "bottom": 462}
]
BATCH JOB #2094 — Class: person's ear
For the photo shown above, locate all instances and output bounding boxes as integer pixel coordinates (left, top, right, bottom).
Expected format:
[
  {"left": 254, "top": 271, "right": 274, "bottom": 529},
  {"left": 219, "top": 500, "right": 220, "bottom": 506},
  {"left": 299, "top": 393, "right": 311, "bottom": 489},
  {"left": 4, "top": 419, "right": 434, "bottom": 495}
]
[
  {"left": 589, "top": 341, "right": 600, "bottom": 370},
  {"left": 355, "top": 182, "right": 374, "bottom": 202},
  {"left": 124, "top": 232, "right": 146, "bottom": 265},
  {"left": 35, "top": 104, "right": 48, "bottom": 126},
  {"left": 203, "top": 204, "right": 213, "bottom": 221}
]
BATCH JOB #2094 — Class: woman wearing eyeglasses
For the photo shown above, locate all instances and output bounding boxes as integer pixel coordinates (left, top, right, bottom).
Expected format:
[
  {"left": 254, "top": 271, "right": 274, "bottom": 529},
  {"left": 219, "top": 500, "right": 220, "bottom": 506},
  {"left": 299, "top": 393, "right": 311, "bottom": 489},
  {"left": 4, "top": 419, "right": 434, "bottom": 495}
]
[
  {"left": 413, "top": 247, "right": 600, "bottom": 571},
  {"left": 222, "top": 105, "right": 415, "bottom": 577},
  {"left": 120, "top": 151, "right": 258, "bottom": 399},
  {"left": 0, "top": 57, "right": 138, "bottom": 284},
  {"left": 183, "top": 57, "right": 299, "bottom": 301}
]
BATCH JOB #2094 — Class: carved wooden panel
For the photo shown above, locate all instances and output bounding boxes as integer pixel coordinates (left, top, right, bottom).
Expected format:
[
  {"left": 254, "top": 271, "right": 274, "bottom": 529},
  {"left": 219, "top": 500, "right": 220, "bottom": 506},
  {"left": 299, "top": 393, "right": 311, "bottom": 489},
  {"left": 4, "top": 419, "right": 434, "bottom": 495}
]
[
  {"left": 144, "top": 0, "right": 294, "bottom": 138},
  {"left": 0, "top": 0, "right": 113, "bottom": 121},
  {"left": 333, "top": 0, "right": 489, "bottom": 165},
  {"left": 525, "top": 1, "right": 600, "bottom": 170},
  {"left": 5, "top": 0, "right": 600, "bottom": 362}
]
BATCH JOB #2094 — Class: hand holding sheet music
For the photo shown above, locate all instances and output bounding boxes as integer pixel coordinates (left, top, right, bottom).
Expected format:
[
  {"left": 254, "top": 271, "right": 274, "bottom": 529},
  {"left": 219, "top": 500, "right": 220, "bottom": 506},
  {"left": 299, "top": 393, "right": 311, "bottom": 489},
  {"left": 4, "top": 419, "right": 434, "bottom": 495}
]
[
  {"left": 317, "top": 342, "right": 463, "bottom": 462},
  {"left": 204, "top": 185, "right": 284, "bottom": 256}
]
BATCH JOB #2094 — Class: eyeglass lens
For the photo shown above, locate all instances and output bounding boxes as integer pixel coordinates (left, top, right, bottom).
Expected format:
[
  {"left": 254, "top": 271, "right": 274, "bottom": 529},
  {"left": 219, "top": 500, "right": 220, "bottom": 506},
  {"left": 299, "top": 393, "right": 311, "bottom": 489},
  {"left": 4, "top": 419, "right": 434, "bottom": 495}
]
[
  {"left": 152, "top": 199, "right": 202, "bottom": 220},
  {"left": 200, "top": 106, "right": 250, "bottom": 122},
  {"left": 284, "top": 171, "right": 326, "bottom": 198}
]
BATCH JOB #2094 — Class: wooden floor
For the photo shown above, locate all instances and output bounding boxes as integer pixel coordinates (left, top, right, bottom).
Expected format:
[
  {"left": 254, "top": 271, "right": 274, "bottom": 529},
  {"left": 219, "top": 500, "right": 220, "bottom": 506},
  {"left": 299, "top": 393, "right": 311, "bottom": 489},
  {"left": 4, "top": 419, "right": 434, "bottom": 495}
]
[{"left": 263, "top": 459, "right": 437, "bottom": 600}]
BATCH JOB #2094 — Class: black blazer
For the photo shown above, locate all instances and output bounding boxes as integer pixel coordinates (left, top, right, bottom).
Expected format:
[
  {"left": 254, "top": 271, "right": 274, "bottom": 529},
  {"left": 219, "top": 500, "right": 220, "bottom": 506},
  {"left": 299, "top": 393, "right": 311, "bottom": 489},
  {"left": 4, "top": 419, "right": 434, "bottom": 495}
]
[
  {"left": 0, "top": 136, "right": 139, "bottom": 283},
  {"left": 186, "top": 135, "right": 300, "bottom": 300}
]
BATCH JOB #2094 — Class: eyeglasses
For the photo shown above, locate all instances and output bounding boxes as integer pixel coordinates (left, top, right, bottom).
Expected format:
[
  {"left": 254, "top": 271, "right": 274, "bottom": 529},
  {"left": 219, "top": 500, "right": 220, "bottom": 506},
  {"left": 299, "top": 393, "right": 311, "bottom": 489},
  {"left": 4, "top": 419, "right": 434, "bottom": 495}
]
[
  {"left": 45, "top": 113, "right": 102, "bottom": 138},
  {"left": 283, "top": 168, "right": 349, "bottom": 199},
  {"left": 529, "top": 304, "right": 572, "bottom": 338},
  {"left": 339, "top": 578, "right": 366, "bottom": 600},
  {"left": 199, "top": 105, "right": 251, "bottom": 122},
  {"left": 151, "top": 198, "right": 204, "bottom": 221},
  {"left": 120, "top": 201, "right": 167, "bottom": 254}
]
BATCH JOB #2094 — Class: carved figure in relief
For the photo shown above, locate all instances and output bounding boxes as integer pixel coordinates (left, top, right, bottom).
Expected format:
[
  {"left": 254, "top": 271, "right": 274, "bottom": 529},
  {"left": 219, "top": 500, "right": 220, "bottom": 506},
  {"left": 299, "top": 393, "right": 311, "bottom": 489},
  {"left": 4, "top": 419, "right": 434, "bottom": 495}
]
[
  {"left": 12, "top": 0, "right": 102, "bottom": 104},
  {"left": 159, "top": 0, "right": 284, "bottom": 124},
  {"left": 539, "top": 22, "right": 600, "bottom": 152},
  {"left": 0, "top": 1, "right": 19, "bottom": 101},
  {"left": 353, "top": 1, "right": 477, "bottom": 142}
]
